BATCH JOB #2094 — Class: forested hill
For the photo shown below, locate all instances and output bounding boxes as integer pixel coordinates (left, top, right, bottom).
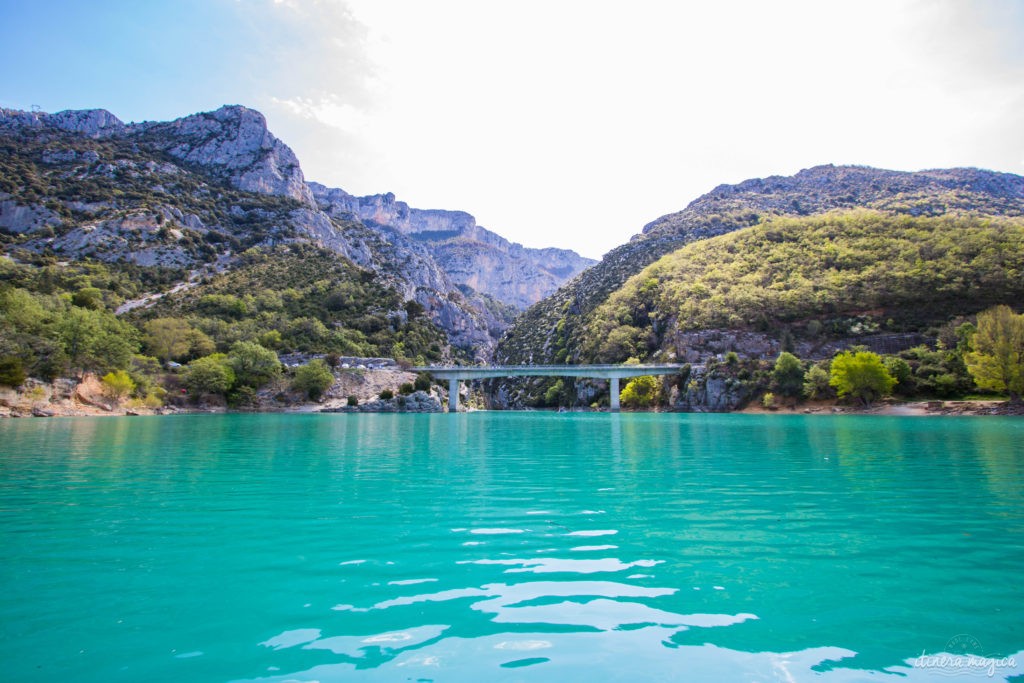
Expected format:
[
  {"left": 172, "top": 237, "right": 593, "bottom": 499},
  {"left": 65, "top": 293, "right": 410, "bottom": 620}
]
[
  {"left": 581, "top": 211, "right": 1024, "bottom": 363},
  {"left": 495, "top": 165, "right": 1024, "bottom": 367}
]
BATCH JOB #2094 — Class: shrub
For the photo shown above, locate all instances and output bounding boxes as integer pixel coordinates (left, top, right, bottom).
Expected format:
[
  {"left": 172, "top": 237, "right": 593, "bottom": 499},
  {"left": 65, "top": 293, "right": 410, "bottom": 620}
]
[
  {"left": 414, "top": 372, "right": 432, "bottom": 392},
  {"left": 143, "top": 318, "right": 194, "bottom": 362},
  {"left": 883, "top": 356, "right": 913, "bottom": 395},
  {"left": 228, "top": 385, "right": 257, "bottom": 408},
  {"left": 772, "top": 352, "right": 804, "bottom": 399},
  {"left": 228, "top": 341, "right": 281, "bottom": 389},
  {"left": 379, "top": 389, "right": 394, "bottom": 400},
  {"left": 292, "top": 359, "right": 335, "bottom": 400},
  {"left": 829, "top": 350, "right": 896, "bottom": 405},
  {"left": 0, "top": 356, "right": 27, "bottom": 387},
  {"left": 101, "top": 370, "right": 136, "bottom": 402},
  {"left": 803, "top": 364, "right": 832, "bottom": 400},
  {"left": 762, "top": 392, "right": 777, "bottom": 409},
  {"left": 183, "top": 353, "right": 235, "bottom": 397},
  {"left": 72, "top": 287, "right": 105, "bottom": 310},
  {"left": 127, "top": 388, "right": 165, "bottom": 410},
  {"left": 619, "top": 375, "right": 661, "bottom": 408},
  {"left": 398, "top": 382, "right": 415, "bottom": 395},
  {"left": 544, "top": 379, "right": 566, "bottom": 406},
  {"left": 346, "top": 395, "right": 358, "bottom": 406}
]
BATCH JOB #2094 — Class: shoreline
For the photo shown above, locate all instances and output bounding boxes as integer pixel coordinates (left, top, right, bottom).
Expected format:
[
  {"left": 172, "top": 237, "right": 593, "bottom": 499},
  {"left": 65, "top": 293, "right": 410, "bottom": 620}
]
[
  {"left": 3, "top": 398, "right": 1021, "bottom": 419},
  {"left": 3, "top": 373, "right": 1020, "bottom": 419}
]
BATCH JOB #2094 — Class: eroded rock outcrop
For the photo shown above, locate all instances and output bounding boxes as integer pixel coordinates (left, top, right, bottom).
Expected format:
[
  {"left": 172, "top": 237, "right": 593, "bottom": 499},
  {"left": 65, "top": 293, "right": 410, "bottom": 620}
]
[{"left": 308, "top": 182, "right": 595, "bottom": 309}]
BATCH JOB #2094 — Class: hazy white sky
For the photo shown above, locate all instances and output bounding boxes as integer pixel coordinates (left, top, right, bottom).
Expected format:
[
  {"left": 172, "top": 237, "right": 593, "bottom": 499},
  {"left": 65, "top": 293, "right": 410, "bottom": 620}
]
[{"left": 2, "top": 0, "right": 1023, "bottom": 258}]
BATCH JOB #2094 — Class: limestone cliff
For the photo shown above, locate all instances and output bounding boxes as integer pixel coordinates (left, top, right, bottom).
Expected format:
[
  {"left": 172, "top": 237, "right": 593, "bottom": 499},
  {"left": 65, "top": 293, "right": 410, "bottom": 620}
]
[{"left": 307, "top": 183, "right": 595, "bottom": 309}]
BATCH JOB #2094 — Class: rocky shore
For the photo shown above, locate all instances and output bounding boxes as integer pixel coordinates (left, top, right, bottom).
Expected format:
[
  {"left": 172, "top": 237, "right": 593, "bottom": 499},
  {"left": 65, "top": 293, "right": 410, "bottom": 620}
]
[
  {"left": 1, "top": 374, "right": 1018, "bottom": 419},
  {"left": 319, "top": 390, "right": 442, "bottom": 413}
]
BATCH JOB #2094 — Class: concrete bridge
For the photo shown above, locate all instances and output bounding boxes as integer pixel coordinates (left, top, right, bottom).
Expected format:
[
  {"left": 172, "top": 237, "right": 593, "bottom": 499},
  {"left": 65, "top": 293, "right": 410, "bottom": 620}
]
[{"left": 411, "top": 364, "right": 688, "bottom": 412}]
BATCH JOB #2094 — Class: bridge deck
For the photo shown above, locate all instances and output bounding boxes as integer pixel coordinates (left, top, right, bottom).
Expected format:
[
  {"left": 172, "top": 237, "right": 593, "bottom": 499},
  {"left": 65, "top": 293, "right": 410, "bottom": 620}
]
[
  {"left": 411, "top": 364, "right": 687, "bottom": 380},
  {"left": 411, "top": 364, "right": 690, "bottom": 412}
]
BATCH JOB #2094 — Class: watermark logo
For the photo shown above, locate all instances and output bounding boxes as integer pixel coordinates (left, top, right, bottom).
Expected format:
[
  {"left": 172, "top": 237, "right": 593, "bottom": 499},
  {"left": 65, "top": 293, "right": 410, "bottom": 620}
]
[{"left": 913, "top": 634, "right": 1017, "bottom": 677}]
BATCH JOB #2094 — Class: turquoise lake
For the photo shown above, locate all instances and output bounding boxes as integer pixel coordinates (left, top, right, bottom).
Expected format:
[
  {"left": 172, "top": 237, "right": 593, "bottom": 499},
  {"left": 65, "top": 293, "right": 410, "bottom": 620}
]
[{"left": 2, "top": 412, "right": 1023, "bottom": 682}]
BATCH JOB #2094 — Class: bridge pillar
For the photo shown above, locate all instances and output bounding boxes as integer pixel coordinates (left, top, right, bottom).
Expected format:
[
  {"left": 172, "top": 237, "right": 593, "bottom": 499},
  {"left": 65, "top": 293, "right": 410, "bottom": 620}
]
[
  {"left": 448, "top": 378, "right": 459, "bottom": 413},
  {"left": 610, "top": 377, "right": 620, "bottom": 412}
]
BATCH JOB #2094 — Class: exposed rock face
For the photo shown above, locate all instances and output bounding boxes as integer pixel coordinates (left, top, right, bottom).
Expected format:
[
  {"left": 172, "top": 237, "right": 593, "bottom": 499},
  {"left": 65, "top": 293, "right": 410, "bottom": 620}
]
[
  {"left": 321, "top": 390, "right": 442, "bottom": 413},
  {"left": 0, "top": 108, "right": 127, "bottom": 138},
  {"left": 643, "top": 164, "right": 1024, "bottom": 238},
  {"left": 309, "top": 186, "right": 497, "bottom": 354},
  {"left": 672, "top": 368, "right": 751, "bottom": 413},
  {"left": 1, "top": 104, "right": 313, "bottom": 205},
  {"left": 0, "top": 199, "right": 60, "bottom": 234},
  {"left": 138, "top": 106, "right": 314, "bottom": 205},
  {"left": 308, "top": 182, "right": 595, "bottom": 309}
]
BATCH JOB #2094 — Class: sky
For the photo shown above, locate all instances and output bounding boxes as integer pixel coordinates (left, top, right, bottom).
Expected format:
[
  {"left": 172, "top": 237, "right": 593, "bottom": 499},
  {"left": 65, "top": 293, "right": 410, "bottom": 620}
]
[{"left": 1, "top": 1, "right": 1023, "bottom": 259}]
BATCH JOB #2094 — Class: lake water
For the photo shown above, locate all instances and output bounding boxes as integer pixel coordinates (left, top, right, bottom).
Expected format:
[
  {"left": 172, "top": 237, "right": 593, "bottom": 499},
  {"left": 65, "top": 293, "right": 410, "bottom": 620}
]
[{"left": 2, "top": 412, "right": 1023, "bottom": 682}]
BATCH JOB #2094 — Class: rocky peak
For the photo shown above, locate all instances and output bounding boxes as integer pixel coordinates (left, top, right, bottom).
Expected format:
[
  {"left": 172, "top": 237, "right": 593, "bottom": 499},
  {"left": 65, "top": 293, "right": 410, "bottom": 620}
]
[
  {"left": 705, "top": 164, "right": 1024, "bottom": 202},
  {"left": 50, "top": 109, "right": 126, "bottom": 137},
  {"left": 0, "top": 107, "right": 125, "bottom": 138},
  {"left": 644, "top": 164, "right": 1024, "bottom": 237},
  {"left": 1, "top": 104, "right": 314, "bottom": 205},
  {"left": 137, "top": 105, "right": 314, "bottom": 205},
  {"left": 308, "top": 182, "right": 477, "bottom": 238}
]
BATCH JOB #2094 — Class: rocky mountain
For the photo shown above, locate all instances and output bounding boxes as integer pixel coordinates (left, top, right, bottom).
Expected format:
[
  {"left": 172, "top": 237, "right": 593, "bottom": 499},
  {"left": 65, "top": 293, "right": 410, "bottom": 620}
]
[
  {"left": 307, "top": 183, "right": 594, "bottom": 309},
  {"left": 493, "top": 164, "right": 1024, "bottom": 407},
  {"left": 0, "top": 104, "right": 591, "bottom": 357}
]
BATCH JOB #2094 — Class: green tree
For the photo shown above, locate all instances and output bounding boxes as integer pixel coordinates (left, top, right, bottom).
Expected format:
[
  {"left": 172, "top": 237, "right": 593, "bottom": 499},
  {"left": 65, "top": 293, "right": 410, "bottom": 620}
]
[
  {"left": 228, "top": 341, "right": 281, "bottom": 388},
  {"left": 183, "top": 354, "right": 235, "bottom": 397},
  {"left": 829, "top": 350, "right": 896, "bottom": 405},
  {"left": 143, "top": 317, "right": 194, "bottom": 362},
  {"left": 186, "top": 328, "right": 216, "bottom": 358},
  {"left": 544, "top": 379, "right": 566, "bottom": 406},
  {"left": 72, "top": 287, "right": 105, "bottom": 310},
  {"left": 258, "top": 329, "right": 283, "bottom": 350},
  {"left": 0, "top": 287, "right": 49, "bottom": 334},
  {"left": 59, "top": 307, "right": 138, "bottom": 376},
  {"left": 292, "top": 359, "right": 335, "bottom": 400},
  {"left": 0, "top": 356, "right": 27, "bottom": 387},
  {"left": 883, "top": 356, "right": 913, "bottom": 395},
  {"left": 964, "top": 305, "right": 1024, "bottom": 400},
  {"left": 899, "top": 345, "right": 974, "bottom": 398},
  {"left": 619, "top": 375, "right": 661, "bottom": 408},
  {"left": 597, "top": 325, "right": 642, "bottom": 363},
  {"left": 803, "top": 364, "right": 832, "bottom": 400},
  {"left": 772, "top": 351, "right": 804, "bottom": 400},
  {"left": 101, "top": 370, "right": 136, "bottom": 402}
]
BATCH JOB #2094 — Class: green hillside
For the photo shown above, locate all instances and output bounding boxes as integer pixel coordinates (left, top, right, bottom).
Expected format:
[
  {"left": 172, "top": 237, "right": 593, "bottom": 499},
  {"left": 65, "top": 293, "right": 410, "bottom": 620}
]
[
  {"left": 580, "top": 210, "right": 1024, "bottom": 363},
  {"left": 0, "top": 244, "right": 448, "bottom": 408},
  {"left": 135, "top": 243, "right": 448, "bottom": 361},
  {"left": 495, "top": 166, "right": 1024, "bottom": 371}
]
